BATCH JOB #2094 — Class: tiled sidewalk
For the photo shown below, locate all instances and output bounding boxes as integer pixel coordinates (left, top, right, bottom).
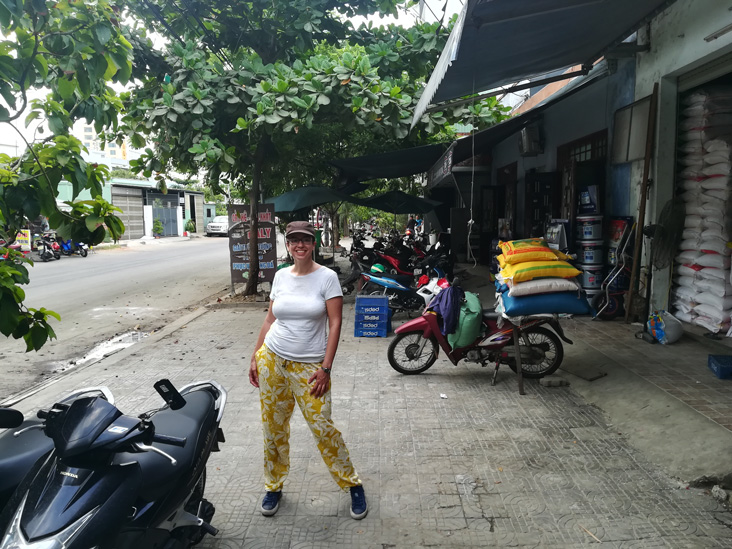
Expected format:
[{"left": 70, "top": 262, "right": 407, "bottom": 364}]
[
  {"left": 11, "top": 303, "right": 732, "bottom": 548},
  {"left": 567, "top": 316, "right": 732, "bottom": 431}
]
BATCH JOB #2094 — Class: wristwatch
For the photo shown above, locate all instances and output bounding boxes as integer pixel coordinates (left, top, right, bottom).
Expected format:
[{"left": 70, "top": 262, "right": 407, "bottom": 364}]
[{"left": 321, "top": 367, "right": 332, "bottom": 375}]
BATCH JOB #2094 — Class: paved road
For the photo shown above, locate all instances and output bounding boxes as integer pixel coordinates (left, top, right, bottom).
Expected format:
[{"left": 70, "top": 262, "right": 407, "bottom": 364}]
[{"left": 0, "top": 237, "right": 230, "bottom": 402}]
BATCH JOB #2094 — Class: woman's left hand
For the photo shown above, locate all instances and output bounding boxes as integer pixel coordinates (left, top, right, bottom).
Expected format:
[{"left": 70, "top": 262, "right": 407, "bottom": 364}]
[{"left": 308, "top": 368, "right": 330, "bottom": 398}]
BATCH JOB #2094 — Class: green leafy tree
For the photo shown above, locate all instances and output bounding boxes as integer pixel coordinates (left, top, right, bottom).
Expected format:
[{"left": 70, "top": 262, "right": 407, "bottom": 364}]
[
  {"left": 109, "top": 168, "right": 146, "bottom": 180},
  {"left": 122, "top": 0, "right": 509, "bottom": 294},
  {"left": 0, "top": 0, "right": 130, "bottom": 350}
]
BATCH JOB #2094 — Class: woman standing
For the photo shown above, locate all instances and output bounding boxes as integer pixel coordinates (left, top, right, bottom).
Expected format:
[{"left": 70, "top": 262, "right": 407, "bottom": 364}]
[{"left": 248, "top": 221, "right": 367, "bottom": 519}]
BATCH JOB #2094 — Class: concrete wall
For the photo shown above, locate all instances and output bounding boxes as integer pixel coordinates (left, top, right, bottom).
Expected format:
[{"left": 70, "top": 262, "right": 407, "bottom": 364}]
[{"left": 634, "top": 0, "right": 732, "bottom": 309}]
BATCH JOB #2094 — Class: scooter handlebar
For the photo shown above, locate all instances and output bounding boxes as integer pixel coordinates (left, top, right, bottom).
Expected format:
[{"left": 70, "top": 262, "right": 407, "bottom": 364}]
[{"left": 152, "top": 433, "right": 187, "bottom": 447}]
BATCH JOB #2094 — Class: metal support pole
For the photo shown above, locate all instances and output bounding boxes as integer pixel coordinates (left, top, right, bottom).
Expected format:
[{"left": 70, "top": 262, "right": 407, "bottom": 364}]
[{"left": 512, "top": 325, "right": 525, "bottom": 395}]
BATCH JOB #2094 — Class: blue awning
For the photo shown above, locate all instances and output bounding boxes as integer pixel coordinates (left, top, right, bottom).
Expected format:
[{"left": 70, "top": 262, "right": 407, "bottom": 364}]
[{"left": 413, "top": 0, "right": 676, "bottom": 124}]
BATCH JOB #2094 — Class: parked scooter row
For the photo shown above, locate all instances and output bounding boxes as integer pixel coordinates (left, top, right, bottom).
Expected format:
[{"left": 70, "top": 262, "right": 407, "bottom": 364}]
[
  {"left": 31, "top": 232, "right": 89, "bottom": 262},
  {"left": 0, "top": 379, "right": 226, "bottom": 549}
]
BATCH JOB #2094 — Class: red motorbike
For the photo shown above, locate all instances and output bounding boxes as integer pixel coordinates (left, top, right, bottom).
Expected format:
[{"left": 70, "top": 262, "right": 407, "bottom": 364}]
[{"left": 387, "top": 298, "right": 573, "bottom": 381}]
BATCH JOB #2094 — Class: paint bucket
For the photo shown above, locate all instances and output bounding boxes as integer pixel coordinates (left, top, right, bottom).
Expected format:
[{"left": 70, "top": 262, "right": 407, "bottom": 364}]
[
  {"left": 577, "top": 263, "right": 604, "bottom": 289},
  {"left": 577, "top": 240, "right": 604, "bottom": 265},
  {"left": 576, "top": 215, "right": 603, "bottom": 240}
]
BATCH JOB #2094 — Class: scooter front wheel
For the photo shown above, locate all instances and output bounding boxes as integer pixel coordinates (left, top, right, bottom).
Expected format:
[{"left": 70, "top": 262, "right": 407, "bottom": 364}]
[
  {"left": 387, "top": 333, "right": 438, "bottom": 374},
  {"left": 507, "top": 326, "right": 563, "bottom": 378}
]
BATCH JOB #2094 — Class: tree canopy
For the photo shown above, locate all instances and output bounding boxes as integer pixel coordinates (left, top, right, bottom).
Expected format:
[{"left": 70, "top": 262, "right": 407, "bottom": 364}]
[{"left": 121, "top": 0, "right": 509, "bottom": 291}]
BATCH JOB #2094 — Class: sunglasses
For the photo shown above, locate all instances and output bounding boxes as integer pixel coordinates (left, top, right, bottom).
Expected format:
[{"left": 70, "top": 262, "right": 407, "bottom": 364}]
[{"left": 286, "top": 237, "right": 314, "bottom": 245}]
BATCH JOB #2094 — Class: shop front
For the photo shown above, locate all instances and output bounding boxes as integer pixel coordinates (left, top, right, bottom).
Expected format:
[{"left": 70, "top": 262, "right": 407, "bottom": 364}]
[{"left": 633, "top": 0, "right": 732, "bottom": 336}]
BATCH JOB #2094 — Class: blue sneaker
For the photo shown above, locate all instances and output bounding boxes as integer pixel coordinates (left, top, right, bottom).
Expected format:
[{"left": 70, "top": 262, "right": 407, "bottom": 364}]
[
  {"left": 260, "top": 491, "right": 281, "bottom": 516},
  {"left": 350, "top": 485, "right": 368, "bottom": 519}
]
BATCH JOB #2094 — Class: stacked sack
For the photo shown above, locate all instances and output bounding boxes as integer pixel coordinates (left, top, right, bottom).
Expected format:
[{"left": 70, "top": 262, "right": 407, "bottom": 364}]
[
  {"left": 673, "top": 85, "right": 732, "bottom": 334},
  {"left": 494, "top": 238, "right": 592, "bottom": 316}
]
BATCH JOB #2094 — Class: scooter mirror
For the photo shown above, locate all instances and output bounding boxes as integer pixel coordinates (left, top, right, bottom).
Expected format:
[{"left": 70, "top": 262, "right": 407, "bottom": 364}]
[
  {"left": 154, "top": 379, "right": 187, "bottom": 410},
  {"left": 0, "top": 408, "right": 24, "bottom": 428}
]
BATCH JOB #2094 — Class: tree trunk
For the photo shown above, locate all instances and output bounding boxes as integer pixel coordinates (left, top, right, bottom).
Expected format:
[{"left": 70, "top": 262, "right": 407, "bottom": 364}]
[
  {"left": 243, "top": 138, "right": 269, "bottom": 295},
  {"left": 332, "top": 211, "right": 341, "bottom": 253}
]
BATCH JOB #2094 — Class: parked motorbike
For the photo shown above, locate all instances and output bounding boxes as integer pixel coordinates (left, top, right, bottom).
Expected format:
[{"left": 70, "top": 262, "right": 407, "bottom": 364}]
[
  {"left": 386, "top": 280, "right": 573, "bottom": 380},
  {"left": 359, "top": 256, "right": 449, "bottom": 314},
  {"left": 0, "top": 379, "right": 227, "bottom": 549},
  {"left": 57, "top": 237, "right": 89, "bottom": 258},
  {"left": 32, "top": 234, "right": 59, "bottom": 262}
]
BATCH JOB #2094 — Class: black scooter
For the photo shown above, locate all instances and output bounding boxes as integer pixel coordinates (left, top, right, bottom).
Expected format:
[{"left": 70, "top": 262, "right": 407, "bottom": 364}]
[{"left": 0, "top": 379, "right": 226, "bottom": 549}]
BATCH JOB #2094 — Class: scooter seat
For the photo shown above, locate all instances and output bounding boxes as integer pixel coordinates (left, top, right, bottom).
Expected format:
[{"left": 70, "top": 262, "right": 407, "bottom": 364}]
[
  {"left": 114, "top": 390, "right": 217, "bottom": 501},
  {"left": 482, "top": 310, "right": 502, "bottom": 321},
  {"left": 0, "top": 420, "right": 54, "bottom": 506},
  {"left": 371, "top": 271, "right": 414, "bottom": 287}
]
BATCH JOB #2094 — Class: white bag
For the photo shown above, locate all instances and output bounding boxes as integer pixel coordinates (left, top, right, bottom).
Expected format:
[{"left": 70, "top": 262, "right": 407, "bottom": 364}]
[
  {"left": 673, "top": 310, "right": 697, "bottom": 323},
  {"left": 684, "top": 215, "right": 703, "bottom": 228},
  {"left": 695, "top": 277, "right": 732, "bottom": 296},
  {"left": 507, "top": 277, "right": 581, "bottom": 297},
  {"left": 695, "top": 253, "right": 731, "bottom": 269},
  {"left": 693, "top": 314, "right": 730, "bottom": 333},
  {"left": 676, "top": 250, "right": 703, "bottom": 263},
  {"left": 697, "top": 267, "right": 727, "bottom": 280},
  {"left": 703, "top": 162, "right": 732, "bottom": 176},
  {"left": 704, "top": 136, "right": 732, "bottom": 152},
  {"left": 701, "top": 176, "right": 732, "bottom": 190},
  {"left": 671, "top": 284, "right": 697, "bottom": 301},
  {"left": 700, "top": 239, "right": 731, "bottom": 255}
]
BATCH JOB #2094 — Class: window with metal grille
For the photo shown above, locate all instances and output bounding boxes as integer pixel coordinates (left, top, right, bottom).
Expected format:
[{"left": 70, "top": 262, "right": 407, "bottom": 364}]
[{"left": 557, "top": 129, "right": 608, "bottom": 169}]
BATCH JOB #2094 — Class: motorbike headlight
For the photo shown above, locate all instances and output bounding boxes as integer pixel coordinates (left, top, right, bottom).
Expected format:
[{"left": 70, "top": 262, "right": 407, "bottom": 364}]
[{"left": 0, "top": 495, "right": 98, "bottom": 549}]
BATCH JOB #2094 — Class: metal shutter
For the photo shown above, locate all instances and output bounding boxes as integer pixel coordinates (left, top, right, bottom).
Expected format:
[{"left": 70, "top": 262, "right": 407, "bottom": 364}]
[
  {"left": 678, "top": 51, "right": 732, "bottom": 93},
  {"left": 111, "top": 186, "right": 144, "bottom": 240}
]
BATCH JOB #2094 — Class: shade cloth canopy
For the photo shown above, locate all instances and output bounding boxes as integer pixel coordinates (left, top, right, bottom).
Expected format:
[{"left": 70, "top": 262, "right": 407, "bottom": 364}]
[
  {"left": 264, "top": 186, "right": 352, "bottom": 213},
  {"left": 356, "top": 190, "right": 440, "bottom": 214},
  {"left": 413, "top": 0, "right": 675, "bottom": 123},
  {"left": 330, "top": 143, "right": 448, "bottom": 182}
]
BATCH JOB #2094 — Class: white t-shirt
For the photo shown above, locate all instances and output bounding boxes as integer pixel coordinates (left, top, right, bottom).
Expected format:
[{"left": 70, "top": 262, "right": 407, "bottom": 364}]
[{"left": 264, "top": 266, "right": 343, "bottom": 363}]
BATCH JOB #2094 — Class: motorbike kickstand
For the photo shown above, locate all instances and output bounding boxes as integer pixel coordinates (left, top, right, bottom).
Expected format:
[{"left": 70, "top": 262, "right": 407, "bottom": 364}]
[{"left": 491, "top": 362, "right": 500, "bottom": 386}]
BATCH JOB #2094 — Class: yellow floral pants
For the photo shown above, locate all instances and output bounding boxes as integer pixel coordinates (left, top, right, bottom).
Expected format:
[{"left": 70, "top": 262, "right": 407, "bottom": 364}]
[{"left": 255, "top": 343, "right": 361, "bottom": 492}]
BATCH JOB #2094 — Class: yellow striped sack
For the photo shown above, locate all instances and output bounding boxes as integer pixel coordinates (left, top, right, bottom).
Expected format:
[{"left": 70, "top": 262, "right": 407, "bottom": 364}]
[
  {"left": 498, "top": 239, "right": 558, "bottom": 265},
  {"left": 500, "top": 260, "right": 581, "bottom": 283}
]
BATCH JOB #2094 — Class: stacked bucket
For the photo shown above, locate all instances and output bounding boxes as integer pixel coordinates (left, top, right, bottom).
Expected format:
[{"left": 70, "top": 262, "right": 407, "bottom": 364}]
[{"left": 575, "top": 215, "right": 604, "bottom": 301}]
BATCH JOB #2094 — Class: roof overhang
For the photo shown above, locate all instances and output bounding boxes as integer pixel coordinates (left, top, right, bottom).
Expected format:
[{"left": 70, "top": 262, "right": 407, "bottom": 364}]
[
  {"left": 329, "top": 143, "right": 448, "bottom": 182},
  {"left": 428, "top": 63, "right": 609, "bottom": 188},
  {"left": 412, "top": 0, "right": 675, "bottom": 126}
]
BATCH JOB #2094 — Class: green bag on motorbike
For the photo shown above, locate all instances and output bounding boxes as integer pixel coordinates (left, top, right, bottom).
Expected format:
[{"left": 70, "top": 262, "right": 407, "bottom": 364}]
[{"left": 447, "top": 291, "right": 482, "bottom": 350}]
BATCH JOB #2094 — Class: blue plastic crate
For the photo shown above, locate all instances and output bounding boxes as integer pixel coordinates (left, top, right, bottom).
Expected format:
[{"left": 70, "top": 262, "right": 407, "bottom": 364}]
[
  {"left": 355, "top": 295, "right": 389, "bottom": 314},
  {"left": 708, "top": 355, "right": 732, "bottom": 380},
  {"left": 355, "top": 312, "right": 389, "bottom": 323},
  {"left": 354, "top": 325, "right": 388, "bottom": 338},
  {"left": 356, "top": 318, "right": 389, "bottom": 331}
]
